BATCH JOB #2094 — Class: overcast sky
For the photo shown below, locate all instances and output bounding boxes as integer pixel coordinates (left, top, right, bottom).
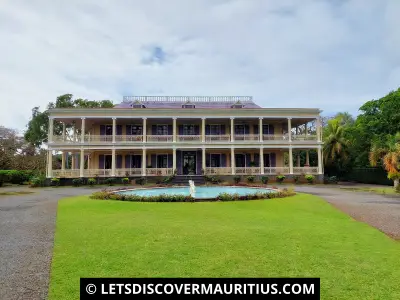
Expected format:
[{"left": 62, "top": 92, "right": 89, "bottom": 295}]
[{"left": 1, "top": 0, "right": 399, "bottom": 131}]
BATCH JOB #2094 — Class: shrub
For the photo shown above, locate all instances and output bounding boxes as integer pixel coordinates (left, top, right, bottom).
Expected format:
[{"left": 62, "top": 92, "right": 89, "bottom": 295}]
[
  {"left": 162, "top": 175, "right": 175, "bottom": 184},
  {"left": 122, "top": 177, "right": 130, "bottom": 185},
  {"left": 51, "top": 178, "right": 60, "bottom": 186},
  {"left": 105, "top": 178, "right": 115, "bottom": 186},
  {"left": 30, "top": 175, "right": 46, "bottom": 187},
  {"left": 90, "top": 190, "right": 195, "bottom": 202},
  {"left": 72, "top": 178, "right": 83, "bottom": 187},
  {"left": 293, "top": 175, "right": 300, "bottom": 184},
  {"left": 276, "top": 175, "right": 285, "bottom": 184},
  {"left": 246, "top": 175, "right": 255, "bottom": 183},
  {"left": 328, "top": 176, "right": 338, "bottom": 184},
  {"left": 211, "top": 176, "right": 221, "bottom": 184},
  {"left": 0, "top": 170, "right": 34, "bottom": 184},
  {"left": 304, "top": 174, "right": 315, "bottom": 184},
  {"left": 261, "top": 176, "right": 269, "bottom": 184},
  {"left": 88, "top": 178, "right": 96, "bottom": 186},
  {"left": 135, "top": 177, "right": 146, "bottom": 185},
  {"left": 233, "top": 175, "right": 241, "bottom": 184}
]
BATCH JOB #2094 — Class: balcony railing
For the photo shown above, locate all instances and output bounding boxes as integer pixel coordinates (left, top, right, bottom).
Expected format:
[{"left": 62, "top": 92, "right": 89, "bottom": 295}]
[
  {"left": 235, "top": 167, "right": 261, "bottom": 175},
  {"left": 291, "top": 135, "right": 318, "bottom": 141},
  {"left": 84, "top": 169, "right": 113, "bottom": 177},
  {"left": 146, "top": 168, "right": 174, "bottom": 176},
  {"left": 264, "top": 167, "right": 290, "bottom": 174},
  {"left": 293, "top": 167, "right": 319, "bottom": 174},
  {"left": 84, "top": 135, "right": 113, "bottom": 142},
  {"left": 205, "top": 167, "right": 231, "bottom": 175},
  {"left": 146, "top": 135, "right": 173, "bottom": 142},
  {"left": 52, "top": 169, "right": 80, "bottom": 178},
  {"left": 205, "top": 135, "right": 230, "bottom": 142},
  {"left": 234, "top": 134, "right": 259, "bottom": 141},
  {"left": 178, "top": 135, "right": 201, "bottom": 142},
  {"left": 115, "top": 168, "right": 142, "bottom": 176},
  {"left": 263, "top": 134, "right": 287, "bottom": 141}
]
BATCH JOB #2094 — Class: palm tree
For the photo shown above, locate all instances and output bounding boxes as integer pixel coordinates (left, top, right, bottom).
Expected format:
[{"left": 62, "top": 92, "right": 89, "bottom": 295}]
[
  {"left": 369, "top": 133, "right": 400, "bottom": 188},
  {"left": 323, "top": 119, "right": 350, "bottom": 166}
]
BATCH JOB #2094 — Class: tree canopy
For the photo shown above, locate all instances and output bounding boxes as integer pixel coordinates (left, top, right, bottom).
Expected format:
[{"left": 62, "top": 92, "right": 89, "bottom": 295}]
[{"left": 24, "top": 94, "right": 114, "bottom": 147}]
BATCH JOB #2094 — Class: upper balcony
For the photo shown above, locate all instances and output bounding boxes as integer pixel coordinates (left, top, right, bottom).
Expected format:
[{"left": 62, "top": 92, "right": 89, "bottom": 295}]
[{"left": 48, "top": 116, "right": 322, "bottom": 147}]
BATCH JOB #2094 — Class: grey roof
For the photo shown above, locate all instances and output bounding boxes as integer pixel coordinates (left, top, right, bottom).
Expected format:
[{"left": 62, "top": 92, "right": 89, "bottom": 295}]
[{"left": 114, "top": 96, "right": 261, "bottom": 109}]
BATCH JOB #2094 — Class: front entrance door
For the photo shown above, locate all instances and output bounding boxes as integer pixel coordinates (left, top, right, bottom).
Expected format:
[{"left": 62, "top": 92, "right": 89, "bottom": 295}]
[
  {"left": 182, "top": 151, "right": 196, "bottom": 175},
  {"left": 104, "top": 155, "right": 112, "bottom": 169}
]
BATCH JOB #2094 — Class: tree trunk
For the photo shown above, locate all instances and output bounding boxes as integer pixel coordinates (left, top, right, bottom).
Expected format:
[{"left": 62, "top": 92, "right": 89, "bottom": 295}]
[{"left": 394, "top": 179, "right": 399, "bottom": 189}]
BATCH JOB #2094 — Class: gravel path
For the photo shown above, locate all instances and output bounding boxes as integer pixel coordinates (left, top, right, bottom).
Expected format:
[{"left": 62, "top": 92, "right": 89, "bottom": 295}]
[
  {"left": 0, "top": 184, "right": 399, "bottom": 300},
  {"left": 294, "top": 185, "right": 400, "bottom": 239},
  {"left": 0, "top": 186, "right": 99, "bottom": 300}
]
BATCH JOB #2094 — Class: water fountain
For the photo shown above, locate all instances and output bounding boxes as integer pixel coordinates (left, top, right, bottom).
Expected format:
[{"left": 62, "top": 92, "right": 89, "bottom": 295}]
[{"left": 189, "top": 180, "right": 196, "bottom": 197}]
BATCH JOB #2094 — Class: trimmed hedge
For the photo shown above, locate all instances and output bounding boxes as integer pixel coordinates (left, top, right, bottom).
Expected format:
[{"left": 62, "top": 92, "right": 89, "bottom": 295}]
[
  {"left": 89, "top": 188, "right": 295, "bottom": 202},
  {"left": 341, "top": 167, "right": 393, "bottom": 186},
  {"left": 0, "top": 170, "right": 36, "bottom": 184}
]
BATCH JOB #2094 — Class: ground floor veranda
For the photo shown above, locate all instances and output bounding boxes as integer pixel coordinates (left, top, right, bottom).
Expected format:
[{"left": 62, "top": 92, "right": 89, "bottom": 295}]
[{"left": 48, "top": 147, "right": 323, "bottom": 178}]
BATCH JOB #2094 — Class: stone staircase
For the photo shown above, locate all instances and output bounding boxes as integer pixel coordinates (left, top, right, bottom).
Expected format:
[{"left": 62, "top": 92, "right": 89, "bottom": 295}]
[{"left": 170, "top": 175, "right": 205, "bottom": 186}]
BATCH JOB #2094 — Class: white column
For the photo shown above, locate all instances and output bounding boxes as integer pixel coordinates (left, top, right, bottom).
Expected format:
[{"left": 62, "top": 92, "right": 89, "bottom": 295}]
[
  {"left": 80, "top": 148, "right": 84, "bottom": 177},
  {"left": 260, "top": 147, "right": 264, "bottom": 174},
  {"left": 142, "top": 148, "right": 146, "bottom": 176},
  {"left": 202, "top": 147, "right": 206, "bottom": 173},
  {"left": 317, "top": 147, "right": 323, "bottom": 174},
  {"left": 173, "top": 118, "right": 177, "bottom": 142},
  {"left": 231, "top": 147, "right": 235, "bottom": 175},
  {"left": 61, "top": 152, "right": 66, "bottom": 170},
  {"left": 201, "top": 118, "right": 205, "bottom": 143},
  {"left": 48, "top": 117, "right": 54, "bottom": 143},
  {"left": 287, "top": 118, "right": 292, "bottom": 142},
  {"left": 112, "top": 118, "right": 116, "bottom": 143},
  {"left": 297, "top": 152, "right": 301, "bottom": 167},
  {"left": 142, "top": 118, "right": 147, "bottom": 142},
  {"left": 71, "top": 153, "right": 75, "bottom": 169},
  {"left": 47, "top": 150, "right": 52, "bottom": 178},
  {"left": 230, "top": 117, "right": 234, "bottom": 142},
  {"left": 173, "top": 148, "right": 177, "bottom": 171},
  {"left": 111, "top": 148, "right": 116, "bottom": 176},
  {"left": 289, "top": 147, "right": 293, "bottom": 174},
  {"left": 81, "top": 118, "right": 85, "bottom": 143},
  {"left": 259, "top": 117, "right": 263, "bottom": 142},
  {"left": 316, "top": 118, "right": 321, "bottom": 142},
  {"left": 305, "top": 150, "right": 310, "bottom": 167},
  {"left": 62, "top": 123, "right": 66, "bottom": 141}
]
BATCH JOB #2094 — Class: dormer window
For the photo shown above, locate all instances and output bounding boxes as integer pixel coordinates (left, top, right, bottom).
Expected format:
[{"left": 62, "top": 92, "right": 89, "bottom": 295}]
[
  {"left": 231, "top": 100, "right": 244, "bottom": 108},
  {"left": 132, "top": 104, "right": 145, "bottom": 108},
  {"left": 182, "top": 104, "right": 195, "bottom": 108}
]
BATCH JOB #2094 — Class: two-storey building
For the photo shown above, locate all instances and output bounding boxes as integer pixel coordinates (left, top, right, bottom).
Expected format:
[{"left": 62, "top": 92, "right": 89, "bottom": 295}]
[{"left": 46, "top": 96, "right": 323, "bottom": 180}]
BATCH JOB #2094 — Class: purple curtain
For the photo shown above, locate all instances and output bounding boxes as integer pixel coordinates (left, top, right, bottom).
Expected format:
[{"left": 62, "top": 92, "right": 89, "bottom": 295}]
[
  {"left": 125, "top": 155, "right": 131, "bottom": 168},
  {"left": 99, "top": 155, "right": 105, "bottom": 168},
  {"left": 205, "top": 125, "right": 210, "bottom": 135},
  {"left": 196, "top": 150, "right": 201, "bottom": 174},
  {"left": 244, "top": 124, "right": 250, "bottom": 134},
  {"left": 152, "top": 125, "right": 156, "bottom": 135},
  {"left": 221, "top": 154, "right": 226, "bottom": 167},
  {"left": 206, "top": 153, "right": 210, "bottom": 167},
  {"left": 116, "top": 155, "right": 122, "bottom": 168},
  {"left": 221, "top": 125, "right": 226, "bottom": 134},
  {"left": 245, "top": 153, "right": 251, "bottom": 167},
  {"left": 126, "top": 125, "right": 132, "bottom": 135},
  {"left": 151, "top": 155, "right": 156, "bottom": 168},
  {"left": 269, "top": 125, "right": 275, "bottom": 134},
  {"left": 194, "top": 125, "right": 200, "bottom": 135},
  {"left": 100, "top": 125, "right": 105, "bottom": 135},
  {"left": 116, "top": 125, "right": 122, "bottom": 135},
  {"left": 76, "top": 154, "right": 80, "bottom": 169},
  {"left": 167, "top": 125, "right": 172, "bottom": 135},
  {"left": 178, "top": 125, "right": 183, "bottom": 135},
  {"left": 167, "top": 154, "right": 173, "bottom": 168},
  {"left": 270, "top": 153, "right": 276, "bottom": 167},
  {"left": 177, "top": 151, "right": 182, "bottom": 175}
]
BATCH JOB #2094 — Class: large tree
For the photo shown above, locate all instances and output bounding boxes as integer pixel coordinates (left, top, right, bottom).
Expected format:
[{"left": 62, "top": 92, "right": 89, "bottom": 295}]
[{"left": 24, "top": 94, "right": 114, "bottom": 147}]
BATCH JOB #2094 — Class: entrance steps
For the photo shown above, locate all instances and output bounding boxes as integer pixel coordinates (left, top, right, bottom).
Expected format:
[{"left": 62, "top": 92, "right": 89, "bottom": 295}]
[{"left": 171, "top": 175, "right": 205, "bottom": 186}]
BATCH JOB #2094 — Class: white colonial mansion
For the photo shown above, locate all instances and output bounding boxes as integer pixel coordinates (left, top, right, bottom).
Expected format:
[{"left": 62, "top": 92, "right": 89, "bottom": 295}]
[{"left": 46, "top": 96, "right": 323, "bottom": 178}]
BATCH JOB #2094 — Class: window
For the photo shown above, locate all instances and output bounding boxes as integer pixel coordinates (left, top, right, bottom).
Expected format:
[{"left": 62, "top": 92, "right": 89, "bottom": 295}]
[
  {"left": 129, "top": 155, "right": 142, "bottom": 168},
  {"left": 104, "top": 155, "right": 112, "bottom": 169},
  {"left": 182, "top": 104, "right": 195, "bottom": 108},
  {"left": 210, "top": 154, "right": 221, "bottom": 167},
  {"left": 235, "top": 125, "right": 245, "bottom": 135},
  {"left": 210, "top": 125, "right": 221, "bottom": 135},
  {"left": 231, "top": 104, "right": 244, "bottom": 108},
  {"left": 183, "top": 124, "right": 195, "bottom": 135},
  {"left": 263, "top": 124, "right": 270, "bottom": 134},
  {"left": 132, "top": 104, "right": 145, "bottom": 108},
  {"left": 235, "top": 154, "right": 245, "bottom": 168},
  {"left": 156, "top": 125, "right": 168, "bottom": 135},
  {"left": 129, "top": 125, "right": 142, "bottom": 135},
  {"left": 264, "top": 154, "right": 271, "bottom": 167},
  {"left": 157, "top": 155, "right": 168, "bottom": 168},
  {"left": 105, "top": 125, "right": 113, "bottom": 136}
]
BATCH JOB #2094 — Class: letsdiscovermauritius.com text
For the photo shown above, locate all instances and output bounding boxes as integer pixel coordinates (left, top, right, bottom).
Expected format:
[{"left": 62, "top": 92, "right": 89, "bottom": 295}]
[{"left": 101, "top": 283, "right": 315, "bottom": 295}]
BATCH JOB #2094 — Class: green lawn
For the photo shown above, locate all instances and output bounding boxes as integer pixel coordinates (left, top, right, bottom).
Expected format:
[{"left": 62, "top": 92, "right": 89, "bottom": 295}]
[{"left": 48, "top": 194, "right": 400, "bottom": 300}]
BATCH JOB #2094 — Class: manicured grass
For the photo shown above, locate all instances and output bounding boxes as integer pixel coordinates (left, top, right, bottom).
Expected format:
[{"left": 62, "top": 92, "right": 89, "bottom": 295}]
[
  {"left": 48, "top": 194, "right": 400, "bottom": 300},
  {"left": 339, "top": 186, "right": 399, "bottom": 195}
]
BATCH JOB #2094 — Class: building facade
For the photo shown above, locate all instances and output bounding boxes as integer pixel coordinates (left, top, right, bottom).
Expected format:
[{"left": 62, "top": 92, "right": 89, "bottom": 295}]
[{"left": 46, "top": 96, "right": 323, "bottom": 179}]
